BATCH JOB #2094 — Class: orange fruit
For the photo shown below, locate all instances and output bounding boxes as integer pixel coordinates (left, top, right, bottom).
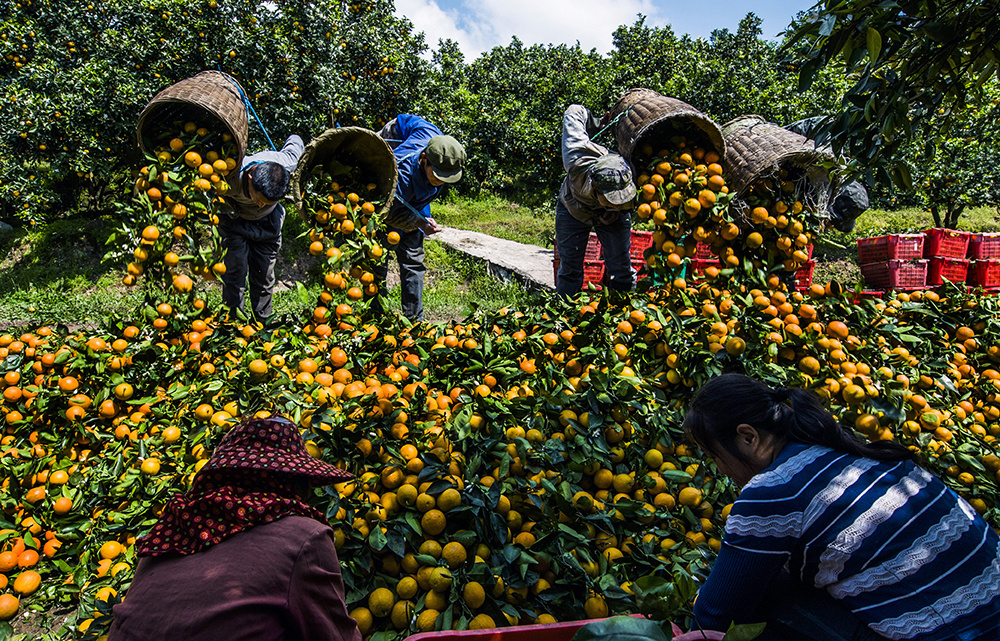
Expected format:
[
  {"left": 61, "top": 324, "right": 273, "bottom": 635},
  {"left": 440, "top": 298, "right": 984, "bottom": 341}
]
[
  {"left": 0, "top": 594, "right": 19, "bottom": 621},
  {"left": 12, "top": 570, "right": 40, "bottom": 596}
]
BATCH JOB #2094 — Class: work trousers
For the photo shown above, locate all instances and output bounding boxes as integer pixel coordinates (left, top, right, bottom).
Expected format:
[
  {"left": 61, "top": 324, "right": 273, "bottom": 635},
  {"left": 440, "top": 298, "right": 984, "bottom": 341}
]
[
  {"left": 372, "top": 228, "right": 425, "bottom": 322},
  {"left": 554, "top": 199, "right": 634, "bottom": 297},
  {"left": 219, "top": 204, "right": 285, "bottom": 321}
]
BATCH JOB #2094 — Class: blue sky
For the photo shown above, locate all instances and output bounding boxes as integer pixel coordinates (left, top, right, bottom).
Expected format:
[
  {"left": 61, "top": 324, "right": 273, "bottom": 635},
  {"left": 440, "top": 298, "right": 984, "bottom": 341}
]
[{"left": 394, "top": 0, "right": 818, "bottom": 59}]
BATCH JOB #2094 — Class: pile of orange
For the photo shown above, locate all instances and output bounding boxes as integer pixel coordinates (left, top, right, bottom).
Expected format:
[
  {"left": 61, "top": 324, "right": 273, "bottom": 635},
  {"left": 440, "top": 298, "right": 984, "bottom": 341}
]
[
  {"left": 2, "top": 128, "right": 1000, "bottom": 641},
  {"left": 117, "top": 121, "right": 235, "bottom": 306}
]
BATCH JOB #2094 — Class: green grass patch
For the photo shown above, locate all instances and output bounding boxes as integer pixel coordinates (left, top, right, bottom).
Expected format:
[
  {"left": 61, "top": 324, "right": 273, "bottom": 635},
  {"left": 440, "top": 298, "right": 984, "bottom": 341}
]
[
  {"left": 433, "top": 194, "right": 555, "bottom": 248},
  {"left": 0, "top": 217, "right": 142, "bottom": 327}
]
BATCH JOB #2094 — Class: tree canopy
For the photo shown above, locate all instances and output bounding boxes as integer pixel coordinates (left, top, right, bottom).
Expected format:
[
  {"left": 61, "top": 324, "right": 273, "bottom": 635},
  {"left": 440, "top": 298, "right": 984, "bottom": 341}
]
[{"left": 783, "top": 0, "right": 1000, "bottom": 189}]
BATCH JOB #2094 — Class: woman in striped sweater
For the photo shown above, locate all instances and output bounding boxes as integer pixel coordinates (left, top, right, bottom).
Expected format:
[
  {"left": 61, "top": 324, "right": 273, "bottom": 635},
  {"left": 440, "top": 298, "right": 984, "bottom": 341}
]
[{"left": 684, "top": 373, "right": 1000, "bottom": 641}]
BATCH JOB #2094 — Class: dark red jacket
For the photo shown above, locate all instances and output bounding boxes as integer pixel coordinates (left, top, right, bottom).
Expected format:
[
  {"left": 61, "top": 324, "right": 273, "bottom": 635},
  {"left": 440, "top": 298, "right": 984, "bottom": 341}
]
[{"left": 109, "top": 516, "right": 361, "bottom": 641}]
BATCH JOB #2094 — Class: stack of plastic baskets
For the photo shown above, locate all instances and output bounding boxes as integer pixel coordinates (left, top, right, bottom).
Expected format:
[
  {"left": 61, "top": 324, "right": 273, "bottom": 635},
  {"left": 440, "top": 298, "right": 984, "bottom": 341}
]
[{"left": 856, "top": 233, "right": 927, "bottom": 291}]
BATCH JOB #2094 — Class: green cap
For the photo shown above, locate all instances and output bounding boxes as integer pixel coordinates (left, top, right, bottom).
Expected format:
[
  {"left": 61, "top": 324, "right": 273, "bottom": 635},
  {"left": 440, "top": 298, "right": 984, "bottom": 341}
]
[
  {"left": 591, "top": 153, "right": 637, "bottom": 206},
  {"left": 425, "top": 135, "right": 466, "bottom": 184}
]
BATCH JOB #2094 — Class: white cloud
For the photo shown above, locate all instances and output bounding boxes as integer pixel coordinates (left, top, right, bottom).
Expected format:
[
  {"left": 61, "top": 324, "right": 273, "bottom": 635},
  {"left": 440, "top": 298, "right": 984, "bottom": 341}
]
[{"left": 395, "top": 0, "right": 670, "bottom": 59}]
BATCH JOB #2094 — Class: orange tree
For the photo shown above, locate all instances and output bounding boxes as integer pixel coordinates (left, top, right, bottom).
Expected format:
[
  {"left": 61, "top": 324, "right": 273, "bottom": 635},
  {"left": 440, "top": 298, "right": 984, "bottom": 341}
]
[
  {"left": 0, "top": 0, "right": 427, "bottom": 226},
  {"left": 905, "top": 81, "right": 1000, "bottom": 228},
  {"left": 606, "top": 15, "right": 848, "bottom": 129},
  {"left": 782, "top": 0, "right": 1000, "bottom": 188},
  {"left": 416, "top": 37, "right": 609, "bottom": 203}
]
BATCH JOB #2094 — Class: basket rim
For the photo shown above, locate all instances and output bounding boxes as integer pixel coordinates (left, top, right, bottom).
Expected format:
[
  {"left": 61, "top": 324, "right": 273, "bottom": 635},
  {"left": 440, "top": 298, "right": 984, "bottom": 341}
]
[
  {"left": 135, "top": 71, "right": 250, "bottom": 165},
  {"left": 289, "top": 126, "right": 399, "bottom": 221}
]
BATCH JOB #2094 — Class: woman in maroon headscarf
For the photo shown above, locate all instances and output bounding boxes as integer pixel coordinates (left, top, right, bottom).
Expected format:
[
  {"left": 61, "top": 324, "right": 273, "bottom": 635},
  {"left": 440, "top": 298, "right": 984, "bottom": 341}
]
[{"left": 109, "top": 415, "right": 362, "bottom": 641}]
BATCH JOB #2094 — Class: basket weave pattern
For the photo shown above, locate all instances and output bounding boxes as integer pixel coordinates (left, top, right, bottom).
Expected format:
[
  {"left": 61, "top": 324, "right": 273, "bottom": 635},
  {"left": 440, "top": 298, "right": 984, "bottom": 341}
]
[
  {"left": 721, "top": 115, "right": 836, "bottom": 205},
  {"left": 611, "top": 88, "right": 725, "bottom": 164},
  {"left": 136, "top": 70, "right": 250, "bottom": 165},
  {"left": 290, "top": 127, "right": 398, "bottom": 220}
]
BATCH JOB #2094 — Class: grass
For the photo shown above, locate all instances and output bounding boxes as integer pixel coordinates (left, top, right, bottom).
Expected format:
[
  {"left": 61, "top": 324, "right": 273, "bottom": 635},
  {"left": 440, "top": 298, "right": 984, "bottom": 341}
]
[{"left": 432, "top": 194, "right": 556, "bottom": 248}]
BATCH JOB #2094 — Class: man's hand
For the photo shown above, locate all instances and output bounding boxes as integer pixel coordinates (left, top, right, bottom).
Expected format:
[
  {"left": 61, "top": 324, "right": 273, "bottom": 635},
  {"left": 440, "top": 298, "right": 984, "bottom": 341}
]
[{"left": 419, "top": 217, "right": 443, "bottom": 235}]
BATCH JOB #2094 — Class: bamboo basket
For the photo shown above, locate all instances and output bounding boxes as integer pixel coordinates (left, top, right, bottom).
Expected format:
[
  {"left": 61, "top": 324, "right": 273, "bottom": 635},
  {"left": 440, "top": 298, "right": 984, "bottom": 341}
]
[
  {"left": 611, "top": 88, "right": 725, "bottom": 166},
  {"left": 290, "top": 127, "right": 398, "bottom": 221},
  {"left": 721, "top": 114, "right": 837, "bottom": 212},
  {"left": 136, "top": 70, "right": 250, "bottom": 165}
]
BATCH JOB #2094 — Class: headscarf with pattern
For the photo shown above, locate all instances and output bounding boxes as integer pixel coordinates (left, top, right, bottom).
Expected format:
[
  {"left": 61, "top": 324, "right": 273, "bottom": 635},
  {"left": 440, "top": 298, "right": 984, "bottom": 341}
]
[{"left": 135, "top": 415, "right": 352, "bottom": 557}]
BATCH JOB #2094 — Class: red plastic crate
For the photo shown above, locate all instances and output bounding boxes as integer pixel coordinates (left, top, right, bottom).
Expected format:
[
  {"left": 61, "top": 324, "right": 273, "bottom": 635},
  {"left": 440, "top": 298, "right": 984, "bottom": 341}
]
[
  {"left": 582, "top": 260, "right": 605, "bottom": 286},
  {"left": 860, "top": 259, "right": 927, "bottom": 291},
  {"left": 856, "top": 234, "right": 924, "bottom": 263},
  {"left": 969, "top": 233, "right": 1000, "bottom": 259},
  {"left": 551, "top": 259, "right": 606, "bottom": 287},
  {"left": 923, "top": 228, "right": 972, "bottom": 258},
  {"left": 687, "top": 258, "right": 721, "bottom": 282},
  {"left": 927, "top": 257, "right": 969, "bottom": 285},
  {"left": 971, "top": 259, "right": 1000, "bottom": 287},
  {"left": 851, "top": 291, "right": 885, "bottom": 303},
  {"left": 695, "top": 241, "right": 715, "bottom": 259},
  {"left": 794, "top": 260, "right": 815, "bottom": 290},
  {"left": 630, "top": 230, "right": 654, "bottom": 261},
  {"left": 632, "top": 259, "right": 647, "bottom": 281},
  {"left": 552, "top": 232, "right": 602, "bottom": 262}
]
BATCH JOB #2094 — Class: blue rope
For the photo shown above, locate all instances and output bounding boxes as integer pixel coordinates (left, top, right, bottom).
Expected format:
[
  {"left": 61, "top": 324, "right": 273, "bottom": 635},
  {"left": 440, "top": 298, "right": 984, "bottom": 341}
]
[{"left": 217, "top": 67, "right": 277, "bottom": 151}]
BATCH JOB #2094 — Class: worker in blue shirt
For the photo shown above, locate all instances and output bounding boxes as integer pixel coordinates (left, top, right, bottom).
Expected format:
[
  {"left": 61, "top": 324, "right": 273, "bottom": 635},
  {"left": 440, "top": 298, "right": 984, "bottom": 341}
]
[
  {"left": 218, "top": 135, "right": 305, "bottom": 322},
  {"left": 374, "top": 115, "right": 466, "bottom": 322}
]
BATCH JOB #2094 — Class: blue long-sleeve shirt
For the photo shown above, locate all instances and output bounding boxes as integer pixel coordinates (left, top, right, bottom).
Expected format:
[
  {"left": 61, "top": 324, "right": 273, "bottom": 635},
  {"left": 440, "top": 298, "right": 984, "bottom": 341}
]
[
  {"left": 694, "top": 442, "right": 1000, "bottom": 640},
  {"left": 378, "top": 115, "right": 443, "bottom": 232}
]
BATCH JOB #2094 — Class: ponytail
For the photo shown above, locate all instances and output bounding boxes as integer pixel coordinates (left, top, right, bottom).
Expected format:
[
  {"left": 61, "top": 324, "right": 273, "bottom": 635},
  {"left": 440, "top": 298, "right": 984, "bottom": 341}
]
[{"left": 684, "top": 374, "right": 914, "bottom": 464}]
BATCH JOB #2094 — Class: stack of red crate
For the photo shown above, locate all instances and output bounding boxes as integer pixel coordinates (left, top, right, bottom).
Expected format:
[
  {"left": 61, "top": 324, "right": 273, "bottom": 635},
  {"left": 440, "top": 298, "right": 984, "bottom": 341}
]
[
  {"left": 968, "top": 232, "right": 1000, "bottom": 291},
  {"left": 924, "top": 228, "right": 972, "bottom": 285},
  {"left": 630, "top": 231, "right": 653, "bottom": 282},
  {"left": 552, "top": 231, "right": 655, "bottom": 287},
  {"left": 552, "top": 233, "right": 603, "bottom": 287},
  {"left": 689, "top": 241, "right": 814, "bottom": 289},
  {"left": 856, "top": 233, "right": 927, "bottom": 291}
]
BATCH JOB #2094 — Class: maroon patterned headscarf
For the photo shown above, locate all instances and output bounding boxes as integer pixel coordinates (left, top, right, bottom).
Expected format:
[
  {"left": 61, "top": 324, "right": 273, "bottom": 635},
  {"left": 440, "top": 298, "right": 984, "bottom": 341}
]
[{"left": 135, "top": 415, "right": 352, "bottom": 557}]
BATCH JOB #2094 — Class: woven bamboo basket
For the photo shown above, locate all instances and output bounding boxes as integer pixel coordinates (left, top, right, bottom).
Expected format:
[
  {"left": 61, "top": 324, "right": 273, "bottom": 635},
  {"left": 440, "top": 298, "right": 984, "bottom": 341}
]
[
  {"left": 290, "top": 127, "right": 398, "bottom": 221},
  {"left": 136, "top": 70, "right": 250, "bottom": 165},
  {"left": 611, "top": 88, "right": 725, "bottom": 166},
  {"left": 721, "top": 115, "right": 837, "bottom": 211}
]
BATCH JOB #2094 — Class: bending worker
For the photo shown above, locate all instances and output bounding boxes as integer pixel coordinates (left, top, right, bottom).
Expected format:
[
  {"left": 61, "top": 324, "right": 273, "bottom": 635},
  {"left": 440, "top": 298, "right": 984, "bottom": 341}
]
[
  {"left": 556, "top": 104, "right": 637, "bottom": 297},
  {"left": 374, "top": 115, "right": 466, "bottom": 322},
  {"left": 219, "top": 134, "right": 305, "bottom": 322},
  {"left": 685, "top": 373, "right": 1000, "bottom": 641}
]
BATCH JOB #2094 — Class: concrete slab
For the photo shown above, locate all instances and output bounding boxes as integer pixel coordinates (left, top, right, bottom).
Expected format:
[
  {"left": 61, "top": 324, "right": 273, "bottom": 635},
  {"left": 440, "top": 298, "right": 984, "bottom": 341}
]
[{"left": 430, "top": 226, "right": 555, "bottom": 291}]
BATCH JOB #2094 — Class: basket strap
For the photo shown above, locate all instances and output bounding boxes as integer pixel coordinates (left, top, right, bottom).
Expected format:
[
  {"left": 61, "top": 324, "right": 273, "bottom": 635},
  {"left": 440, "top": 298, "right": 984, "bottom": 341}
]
[
  {"left": 590, "top": 105, "right": 633, "bottom": 142},
  {"left": 218, "top": 68, "right": 277, "bottom": 152}
]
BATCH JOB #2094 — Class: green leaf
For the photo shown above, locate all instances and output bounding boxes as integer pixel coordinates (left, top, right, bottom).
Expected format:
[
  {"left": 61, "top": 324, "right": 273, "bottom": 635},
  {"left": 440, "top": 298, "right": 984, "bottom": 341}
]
[
  {"left": 866, "top": 27, "right": 882, "bottom": 63},
  {"left": 723, "top": 621, "right": 767, "bottom": 641}
]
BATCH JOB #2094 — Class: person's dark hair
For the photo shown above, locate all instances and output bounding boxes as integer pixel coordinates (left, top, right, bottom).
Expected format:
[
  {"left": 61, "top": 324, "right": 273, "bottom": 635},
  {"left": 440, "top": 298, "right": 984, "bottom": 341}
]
[
  {"left": 684, "top": 373, "right": 915, "bottom": 464},
  {"left": 250, "top": 162, "right": 290, "bottom": 201}
]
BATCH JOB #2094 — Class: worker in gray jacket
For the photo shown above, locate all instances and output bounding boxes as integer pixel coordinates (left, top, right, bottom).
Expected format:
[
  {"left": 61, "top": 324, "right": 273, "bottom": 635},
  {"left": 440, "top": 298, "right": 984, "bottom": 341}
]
[
  {"left": 556, "top": 104, "right": 637, "bottom": 297},
  {"left": 219, "top": 135, "right": 305, "bottom": 322}
]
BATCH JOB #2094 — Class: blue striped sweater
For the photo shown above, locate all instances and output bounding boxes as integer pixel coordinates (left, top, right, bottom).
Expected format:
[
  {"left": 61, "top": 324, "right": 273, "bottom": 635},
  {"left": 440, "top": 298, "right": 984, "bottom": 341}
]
[{"left": 693, "top": 442, "right": 1000, "bottom": 640}]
